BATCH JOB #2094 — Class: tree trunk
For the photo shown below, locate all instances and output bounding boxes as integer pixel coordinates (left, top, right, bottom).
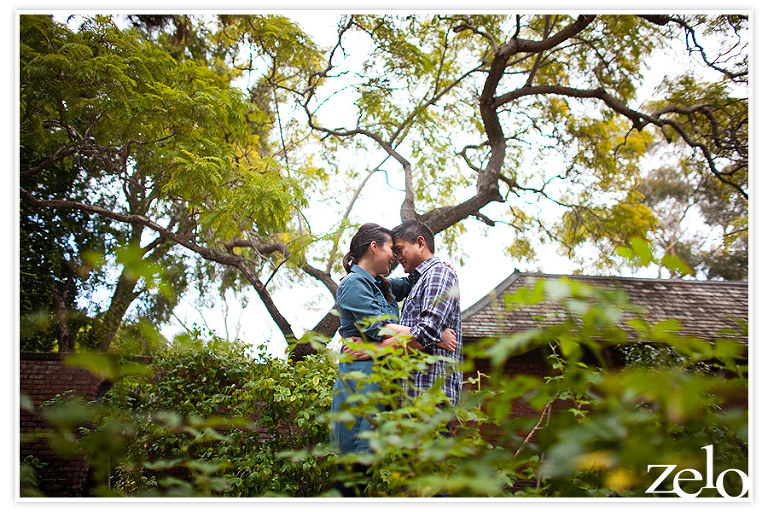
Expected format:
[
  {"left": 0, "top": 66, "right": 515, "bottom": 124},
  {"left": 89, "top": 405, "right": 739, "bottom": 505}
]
[
  {"left": 288, "top": 309, "right": 341, "bottom": 362},
  {"left": 93, "top": 270, "right": 141, "bottom": 352},
  {"left": 51, "top": 282, "right": 74, "bottom": 352}
]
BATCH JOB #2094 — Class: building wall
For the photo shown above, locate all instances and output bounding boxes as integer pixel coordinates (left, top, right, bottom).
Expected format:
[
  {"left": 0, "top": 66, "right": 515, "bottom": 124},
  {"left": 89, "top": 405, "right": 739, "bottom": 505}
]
[
  {"left": 19, "top": 352, "right": 108, "bottom": 497},
  {"left": 461, "top": 348, "right": 577, "bottom": 448}
]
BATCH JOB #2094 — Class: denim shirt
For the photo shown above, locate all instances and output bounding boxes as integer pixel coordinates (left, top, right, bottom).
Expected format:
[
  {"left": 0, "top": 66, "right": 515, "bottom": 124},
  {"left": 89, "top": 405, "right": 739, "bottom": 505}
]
[{"left": 336, "top": 264, "right": 411, "bottom": 341}]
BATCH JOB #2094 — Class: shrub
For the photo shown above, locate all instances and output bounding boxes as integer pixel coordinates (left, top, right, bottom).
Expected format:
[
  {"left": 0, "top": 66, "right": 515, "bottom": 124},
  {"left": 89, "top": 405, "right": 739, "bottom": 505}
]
[
  {"left": 35, "top": 331, "right": 337, "bottom": 497},
  {"left": 32, "top": 242, "right": 748, "bottom": 498},
  {"left": 289, "top": 273, "right": 748, "bottom": 498}
]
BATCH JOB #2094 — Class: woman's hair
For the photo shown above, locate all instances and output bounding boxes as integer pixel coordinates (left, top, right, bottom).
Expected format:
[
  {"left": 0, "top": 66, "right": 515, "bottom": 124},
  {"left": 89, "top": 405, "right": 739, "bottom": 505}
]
[{"left": 342, "top": 223, "right": 394, "bottom": 302}]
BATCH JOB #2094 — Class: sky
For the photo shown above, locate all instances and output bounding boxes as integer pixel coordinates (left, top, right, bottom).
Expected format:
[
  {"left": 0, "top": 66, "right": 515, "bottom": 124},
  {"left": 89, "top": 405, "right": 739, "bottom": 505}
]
[{"left": 158, "top": 7, "right": 756, "bottom": 360}]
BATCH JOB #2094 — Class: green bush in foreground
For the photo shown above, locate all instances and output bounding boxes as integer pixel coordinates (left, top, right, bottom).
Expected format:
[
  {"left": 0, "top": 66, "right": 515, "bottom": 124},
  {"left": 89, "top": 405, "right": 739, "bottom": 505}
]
[
  {"left": 29, "top": 333, "right": 337, "bottom": 497},
  {"left": 303, "top": 273, "right": 747, "bottom": 498},
  {"left": 26, "top": 242, "right": 748, "bottom": 498}
]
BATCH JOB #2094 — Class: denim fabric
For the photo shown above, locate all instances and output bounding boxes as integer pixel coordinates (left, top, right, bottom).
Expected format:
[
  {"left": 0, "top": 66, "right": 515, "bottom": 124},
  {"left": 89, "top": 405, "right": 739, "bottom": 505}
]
[
  {"left": 331, "top": 265, "right": 409, "bottom": 454},
  {"left": 336, "top": 265, "right": 401, "bottom": 341},
  {"left": 330, "top": 359, "right": 384, "bottom": 454}
]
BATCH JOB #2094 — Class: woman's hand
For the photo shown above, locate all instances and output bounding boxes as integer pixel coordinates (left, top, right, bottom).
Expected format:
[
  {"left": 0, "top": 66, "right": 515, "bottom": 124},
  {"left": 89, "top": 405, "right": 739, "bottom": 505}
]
[{"left": 437, "top": 328, "right": 457, "bottom": 352}]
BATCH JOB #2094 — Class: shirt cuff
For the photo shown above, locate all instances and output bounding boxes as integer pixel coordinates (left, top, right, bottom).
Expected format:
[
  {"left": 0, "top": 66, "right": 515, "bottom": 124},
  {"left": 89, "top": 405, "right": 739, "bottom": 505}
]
[{"left": 410, "top": 324, "right": 436, "bottom": 349}]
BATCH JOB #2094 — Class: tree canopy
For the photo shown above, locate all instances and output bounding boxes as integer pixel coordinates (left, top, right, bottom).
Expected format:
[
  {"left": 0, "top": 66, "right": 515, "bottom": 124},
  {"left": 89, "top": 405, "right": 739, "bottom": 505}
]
[{"left": 18, "top": 13, "right": 749, "bottom": 356}]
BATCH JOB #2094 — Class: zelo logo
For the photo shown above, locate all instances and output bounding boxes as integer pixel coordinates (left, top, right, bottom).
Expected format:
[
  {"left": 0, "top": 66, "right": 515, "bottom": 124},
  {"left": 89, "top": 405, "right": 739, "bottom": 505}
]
[{"left": 646, "top": 445, "right": 749, "bottom": 498}]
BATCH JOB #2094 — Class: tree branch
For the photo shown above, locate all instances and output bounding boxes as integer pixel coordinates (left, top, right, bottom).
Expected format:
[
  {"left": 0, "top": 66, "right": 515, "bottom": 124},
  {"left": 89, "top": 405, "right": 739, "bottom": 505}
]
[
  {"left": 325, "top": 159, "right": 391, "bottom": 273},
  {"left": 20, "top": 188, "right": 302, "bottom": 340},
  {"left": 20, "top": 145, "right": 79, "bottom": 178},
  {"left": 670, "top": 16, "right": 748, "bottom": 81},
  {"left": 493, "top": 84, "right": 747, "bottom": 198}
]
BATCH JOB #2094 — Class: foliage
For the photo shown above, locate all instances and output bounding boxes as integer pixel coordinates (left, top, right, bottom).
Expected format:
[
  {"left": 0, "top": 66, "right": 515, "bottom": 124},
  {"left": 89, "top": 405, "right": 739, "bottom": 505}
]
[
  {"left": 29, "top": 261, "right": 748, "bottom": 497},
  {"left": 19, "top": 14, "right": 310, "bottom": 351},
  {"left": 22, "top": 213, "right": 748, "bottom": 501},
  {"left": 19, "top": 13, "right": 749, "bottom": 350},
  {"left": 295, "top": 239, "right": 747, "bottom": 498},
  {"left": 303, "top": 284, "right": 746, "bottom": 497},
  {"left": 634, "top": 161, "right": 748, "bottom": 280},
  {"left": 19, "top": 456, "right": 47, "bottom": 497},
  {"left": 32, "top": 332, "right": 337, "bottom": 497}
]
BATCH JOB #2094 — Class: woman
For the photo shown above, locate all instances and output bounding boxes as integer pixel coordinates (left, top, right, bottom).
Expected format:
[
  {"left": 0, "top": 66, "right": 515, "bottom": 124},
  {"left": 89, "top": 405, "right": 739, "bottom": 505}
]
[{"left": 330, "top": 223, "right": 455, "bottom": 496}]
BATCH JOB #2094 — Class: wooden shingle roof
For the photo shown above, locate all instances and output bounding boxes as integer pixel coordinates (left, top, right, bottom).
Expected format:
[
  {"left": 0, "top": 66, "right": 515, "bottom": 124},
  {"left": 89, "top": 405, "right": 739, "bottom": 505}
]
[{"left": 462, "top": 271, "right": 749, "bottom": 344}]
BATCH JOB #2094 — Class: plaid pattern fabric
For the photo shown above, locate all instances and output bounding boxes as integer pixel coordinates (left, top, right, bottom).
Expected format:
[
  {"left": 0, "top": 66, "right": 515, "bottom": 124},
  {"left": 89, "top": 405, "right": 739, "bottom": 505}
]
[{"left": 399, "top": 257, "right": 463, "bottom": 405}]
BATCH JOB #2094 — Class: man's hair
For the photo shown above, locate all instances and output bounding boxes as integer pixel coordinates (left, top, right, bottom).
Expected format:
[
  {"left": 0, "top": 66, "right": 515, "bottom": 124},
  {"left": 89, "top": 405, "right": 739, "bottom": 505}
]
[{"left": 391, "top": 220, "right": 435, "bottom": 254}]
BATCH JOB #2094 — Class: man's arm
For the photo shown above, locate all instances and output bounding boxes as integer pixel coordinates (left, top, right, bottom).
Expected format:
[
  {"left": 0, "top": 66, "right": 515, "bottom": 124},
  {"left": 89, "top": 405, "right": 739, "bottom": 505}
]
[{"left": 409, "top": 266, "right": 459, "bottom": 350}]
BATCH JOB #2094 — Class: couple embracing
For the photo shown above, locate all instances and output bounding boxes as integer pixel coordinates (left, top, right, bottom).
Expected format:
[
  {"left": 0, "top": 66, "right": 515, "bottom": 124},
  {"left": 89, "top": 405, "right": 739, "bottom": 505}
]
[{"left": 330, "top": 220, "right": 462, "bottom": 496}]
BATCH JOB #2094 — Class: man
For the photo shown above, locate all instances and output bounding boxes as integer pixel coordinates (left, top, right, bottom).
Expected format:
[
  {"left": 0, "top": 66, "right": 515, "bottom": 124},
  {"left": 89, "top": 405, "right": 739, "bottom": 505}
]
[{"left": 390, "top": 220, "right": 463, "bottom": 407}]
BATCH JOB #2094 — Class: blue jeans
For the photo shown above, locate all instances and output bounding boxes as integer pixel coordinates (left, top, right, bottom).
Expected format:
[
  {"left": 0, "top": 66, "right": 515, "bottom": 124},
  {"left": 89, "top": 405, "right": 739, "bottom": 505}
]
[{"left": 330, "top": 359, "right": 382, "bottom": 454}]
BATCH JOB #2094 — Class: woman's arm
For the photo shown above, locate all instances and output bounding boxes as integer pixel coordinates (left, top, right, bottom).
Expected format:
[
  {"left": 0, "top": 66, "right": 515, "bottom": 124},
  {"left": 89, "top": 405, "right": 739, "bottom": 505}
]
[
  {"left": 343, "top": 323, "right": 456, "bottom": 359},
  {"left": 341, "top": 323, "right": 408, "bottom": 360},
  {"left": 386, "top": 323, "right": 456, "bottom": 352}
]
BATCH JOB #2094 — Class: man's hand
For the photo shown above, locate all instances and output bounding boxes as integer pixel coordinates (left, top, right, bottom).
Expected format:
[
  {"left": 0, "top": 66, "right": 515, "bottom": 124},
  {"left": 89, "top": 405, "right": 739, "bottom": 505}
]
[
  {"left": 342, "top": 337, "right": 372, "bottom": 360},
  {"left": 437, "top": 328, "right": 457, "bottom": 352}
]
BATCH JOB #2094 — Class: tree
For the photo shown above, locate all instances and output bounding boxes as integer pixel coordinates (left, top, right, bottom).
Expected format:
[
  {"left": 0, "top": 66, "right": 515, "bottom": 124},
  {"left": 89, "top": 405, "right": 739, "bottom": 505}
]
[
  {"left": 634, "top": 157, "right": 747, "bottom": 280},
  {"left": 19, "top": 14, "right": 310, "bottom": 352},
  {"left": 261, "top": 13, "right": 744, "bottom": 355},
  {"left": 20, "top": 13, "right": 748, "bottom": 358},
  {"left": 19, "top": 152, "right": 100, "bottom": 352},
  {"left": 291, "top": 14, "right": 746, "bottom": 263}
]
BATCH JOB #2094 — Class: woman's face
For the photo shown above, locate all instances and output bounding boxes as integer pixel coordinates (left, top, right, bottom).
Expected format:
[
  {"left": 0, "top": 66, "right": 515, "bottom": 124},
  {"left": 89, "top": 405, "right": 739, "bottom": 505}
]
[{"left": 372, "top": 237, "right": 396, "bottom": 275}]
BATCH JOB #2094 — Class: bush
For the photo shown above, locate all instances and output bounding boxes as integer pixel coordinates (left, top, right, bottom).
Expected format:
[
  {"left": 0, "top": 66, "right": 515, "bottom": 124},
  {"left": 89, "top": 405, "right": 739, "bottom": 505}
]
[
  {"left": 35, "top": 331, "right": 337, "bottom": 497},
  {"left": 32, "top": 243, "right": 748, "bottom": 498},
  {"left": 19, "top": 456, "right": 47, "bottom": 497},
  {"left": 294, "top": 270, "right": 748, "bottom": 498}
]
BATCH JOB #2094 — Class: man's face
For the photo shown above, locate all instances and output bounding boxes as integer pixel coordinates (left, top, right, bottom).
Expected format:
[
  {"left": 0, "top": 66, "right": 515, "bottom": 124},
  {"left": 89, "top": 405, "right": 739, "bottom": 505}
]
[{"left": 392, "top": 237, "right": 425, "bottom": 274}]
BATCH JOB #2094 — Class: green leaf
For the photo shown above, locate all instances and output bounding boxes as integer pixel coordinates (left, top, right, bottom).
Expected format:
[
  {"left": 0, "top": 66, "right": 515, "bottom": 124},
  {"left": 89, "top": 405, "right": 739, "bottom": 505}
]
[
  {"left": 484, "top": 329, "right": 543, "bottom": 367},
  {"left": 629, "top": 236, "right": 653, "bottom": 266},
  {"left": 544, "top": 279, "right": 572, "bottom": 302},
  {"left": 63, "top": 352, "right": 119, "bottom": 381},
  {"left": 660, "top": 254, "right": 694, "bottom": 276},
  {"left": 187, "top": 460, "right": 226, "bottom": 474},
  {"left": 144, "top": 458, "right": 184, "bottom": 471}
]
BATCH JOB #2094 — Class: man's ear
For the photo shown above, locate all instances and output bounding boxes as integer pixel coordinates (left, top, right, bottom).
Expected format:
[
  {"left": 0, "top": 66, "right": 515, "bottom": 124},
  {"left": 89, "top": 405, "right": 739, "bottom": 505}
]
[{"left": 416, "top": 236, "right": 426, "bottom": 250}]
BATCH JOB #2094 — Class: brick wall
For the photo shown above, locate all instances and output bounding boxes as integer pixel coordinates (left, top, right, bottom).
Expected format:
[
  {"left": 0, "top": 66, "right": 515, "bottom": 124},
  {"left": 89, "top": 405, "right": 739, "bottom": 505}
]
[
  {"left": 461, "top": 348, "right": 578, "bottom": 448},
  {"left": 18, "top": 353, "right": 285, "bottom": 497},
  {"left": 19, "top": 352, "right": 109, "bottom": 497}
]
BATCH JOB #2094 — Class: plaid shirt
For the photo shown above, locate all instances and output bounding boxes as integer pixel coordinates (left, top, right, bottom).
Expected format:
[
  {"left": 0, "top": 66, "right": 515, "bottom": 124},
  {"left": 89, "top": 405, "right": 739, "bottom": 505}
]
[{"left": 398, "top": 257, "right": 463, "bottom": 405}]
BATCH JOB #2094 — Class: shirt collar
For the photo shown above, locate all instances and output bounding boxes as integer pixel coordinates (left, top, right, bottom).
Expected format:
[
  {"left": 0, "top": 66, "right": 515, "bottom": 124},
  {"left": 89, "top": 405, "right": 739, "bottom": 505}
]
[
  {"left": 350, "top": 264, "right": 378, "bottom": 284},
  {"left": 410, "top": 256, "right": 439, "bottom": 282}
]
